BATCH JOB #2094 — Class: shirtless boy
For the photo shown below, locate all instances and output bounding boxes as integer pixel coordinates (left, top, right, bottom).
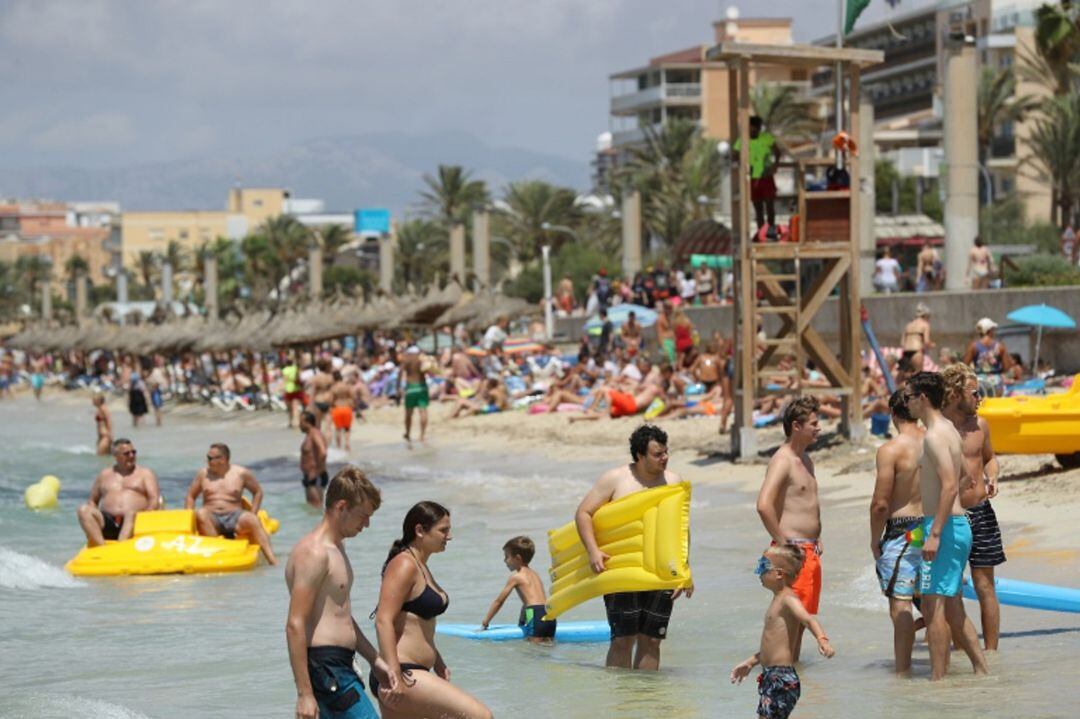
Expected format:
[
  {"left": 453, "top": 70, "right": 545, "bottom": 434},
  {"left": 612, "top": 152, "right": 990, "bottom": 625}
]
[
  {"left": 906, "top": 371, "right": 989, "bottom": 681},
  {"left": 756, "top": 397, "right": 823, "bottom": 661},
  {"left": 401, "top": 346, "right": 429, "bottom": 446},
  {"left": 942, "top": 363, "right": 1005, "bottom": 651},
  {"left": 731, "top": 544, "right": 835, "bottom": 719},
  {"left": 300, "top": 410, "right": 329, "bottom": 508},
  {"left": 480, "top": 536, "right": 557, "bottom": 643},
  {"left": 184, "top": 443, "right": 277, "bottom": 565},
  {"left": 77, "top": 438, "right": 160, "bottom": 546},
  {"left": 575, "top": 424, "right": 691, "bottom": 669},
  {"left": 286, "top": 466, "right": 394, "bottom": 719},
  {"left": 870, "top": 388, "right": 924, "bottom": 674}
]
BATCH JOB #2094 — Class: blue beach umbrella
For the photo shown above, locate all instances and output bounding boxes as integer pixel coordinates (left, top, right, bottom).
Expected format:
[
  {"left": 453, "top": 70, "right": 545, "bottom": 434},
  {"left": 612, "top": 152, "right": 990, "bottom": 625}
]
[
  {"left": 583, "top": 303, "right": 658, "bottom": 336},
  {"left": 1005, "top": 303, "right": 1076, "bottom": 370}
]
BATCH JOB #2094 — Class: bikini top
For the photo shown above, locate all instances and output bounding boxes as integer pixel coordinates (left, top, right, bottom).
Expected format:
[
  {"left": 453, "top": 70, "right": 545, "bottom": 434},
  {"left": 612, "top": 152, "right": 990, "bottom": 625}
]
[{"left": 400, "top": 550, "right": 448, "bottom": 620}]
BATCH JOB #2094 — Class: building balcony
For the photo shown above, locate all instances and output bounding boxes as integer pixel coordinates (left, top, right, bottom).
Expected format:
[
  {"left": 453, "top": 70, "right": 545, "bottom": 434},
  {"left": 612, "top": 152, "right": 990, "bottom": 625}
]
[{"left": 610, "top": 83, "right": 702, "bottom": 116}]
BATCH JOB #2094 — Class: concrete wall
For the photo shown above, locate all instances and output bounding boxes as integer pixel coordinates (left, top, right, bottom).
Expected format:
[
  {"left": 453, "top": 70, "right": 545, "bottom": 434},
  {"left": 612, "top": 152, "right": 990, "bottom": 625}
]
[{"left": 556, "top": 285, "right": 1080, "bottom": 372}]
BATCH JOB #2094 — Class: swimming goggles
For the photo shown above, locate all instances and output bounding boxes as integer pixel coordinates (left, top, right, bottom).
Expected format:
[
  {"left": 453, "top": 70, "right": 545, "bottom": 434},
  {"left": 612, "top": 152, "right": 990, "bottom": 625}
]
[{"left": 754, "top": 556, "right": 773, "bottom": 576}]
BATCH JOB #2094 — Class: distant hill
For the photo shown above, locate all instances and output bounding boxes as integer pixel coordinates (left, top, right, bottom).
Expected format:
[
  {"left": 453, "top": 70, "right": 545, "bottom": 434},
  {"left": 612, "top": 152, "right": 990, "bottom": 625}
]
[{"left": 1, "top": 130, "right": 590, "bottom": 215}]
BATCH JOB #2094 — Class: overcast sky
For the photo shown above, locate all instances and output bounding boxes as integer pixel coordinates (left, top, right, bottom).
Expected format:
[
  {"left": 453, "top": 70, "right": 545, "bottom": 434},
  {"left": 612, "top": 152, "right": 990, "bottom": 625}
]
[{"left": 1, "top": 0, "right": 928, "bottom": 170}]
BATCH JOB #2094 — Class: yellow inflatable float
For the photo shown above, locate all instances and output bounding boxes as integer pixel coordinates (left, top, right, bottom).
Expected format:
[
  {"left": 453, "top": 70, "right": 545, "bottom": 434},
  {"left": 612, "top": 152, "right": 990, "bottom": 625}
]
[
  {"left": 980, "top": 377, "right": 1080, "bottom": 466},
  {"left": 66, "top": 508, "right": 279, "bottom": 577},
  {"left": 546, "top": 482, "right": 692, "bottom": 620},
  {"left": 25, "top": 475, "right": 62, "bottom": 510}
]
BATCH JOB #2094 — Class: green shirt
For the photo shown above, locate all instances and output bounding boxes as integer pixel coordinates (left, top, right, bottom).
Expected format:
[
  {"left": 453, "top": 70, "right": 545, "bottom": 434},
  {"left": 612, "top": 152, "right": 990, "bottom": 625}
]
[
  {"left": 734, "top": 132, "right": 776, "bottom": 179},
  {"left": 282, "top": 364, "right": 300, "bottom": 393}
]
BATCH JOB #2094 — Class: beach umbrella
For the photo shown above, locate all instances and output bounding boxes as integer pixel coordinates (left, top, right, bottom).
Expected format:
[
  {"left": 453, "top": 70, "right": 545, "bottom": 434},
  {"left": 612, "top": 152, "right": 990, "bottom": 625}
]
[
  {"left": 583, "top": 303, "right": 657, "bottom": 336},
  {"left": 1006, "top": 303, "right": 1077, "bottom": 371}
]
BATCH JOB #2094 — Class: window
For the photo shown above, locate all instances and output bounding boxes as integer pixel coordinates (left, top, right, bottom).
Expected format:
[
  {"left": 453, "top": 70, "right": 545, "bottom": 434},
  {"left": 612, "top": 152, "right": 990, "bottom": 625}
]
[
  {"left": 179, "top": 229, "right": 189, "bottom": 240},
  {"left": 149, "top": 229, "right": 164, "bottom": 242},
  {"left": 253, "top": 199, "right": 263, "bottom": 208}
]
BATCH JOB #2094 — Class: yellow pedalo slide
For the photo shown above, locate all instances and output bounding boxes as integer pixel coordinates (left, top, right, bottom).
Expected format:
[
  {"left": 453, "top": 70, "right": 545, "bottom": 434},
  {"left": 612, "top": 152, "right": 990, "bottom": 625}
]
[
  {"left": 546, "top": 482, "right": 692, "bottom": 620},
  {"left": 66, "top": 508, "right": 280, "bottom": 577},
  {"left": 979, "top": 376, "right": 1080, "bottom": 468}
]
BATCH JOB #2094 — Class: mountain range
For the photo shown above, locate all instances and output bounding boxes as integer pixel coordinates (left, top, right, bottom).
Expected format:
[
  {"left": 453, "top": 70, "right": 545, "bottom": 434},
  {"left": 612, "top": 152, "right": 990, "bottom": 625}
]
[{"left": 1, "top": 130, "right": 591, "bottom": 216}]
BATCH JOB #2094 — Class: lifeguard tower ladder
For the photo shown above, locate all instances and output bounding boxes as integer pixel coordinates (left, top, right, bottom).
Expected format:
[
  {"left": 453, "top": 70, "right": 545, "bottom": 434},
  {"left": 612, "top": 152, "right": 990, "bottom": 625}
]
[{"left": 705, "top": 42, "right": 883, "bottom": 459}]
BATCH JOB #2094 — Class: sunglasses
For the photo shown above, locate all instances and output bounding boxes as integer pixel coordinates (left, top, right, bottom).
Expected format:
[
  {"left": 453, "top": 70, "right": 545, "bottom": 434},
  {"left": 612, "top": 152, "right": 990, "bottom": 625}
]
[
  {"left": 207, "top": 454, "right": 223, "bottom": 461},
  {"left": 119, "top": 449, "right": 137, "bottom": 457}
]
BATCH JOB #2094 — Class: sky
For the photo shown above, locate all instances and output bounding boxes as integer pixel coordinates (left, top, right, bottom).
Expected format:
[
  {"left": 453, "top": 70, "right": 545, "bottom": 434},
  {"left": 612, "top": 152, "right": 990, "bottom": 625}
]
[{"left": 0, "top": 0, "right": 929, "bottom": 170}]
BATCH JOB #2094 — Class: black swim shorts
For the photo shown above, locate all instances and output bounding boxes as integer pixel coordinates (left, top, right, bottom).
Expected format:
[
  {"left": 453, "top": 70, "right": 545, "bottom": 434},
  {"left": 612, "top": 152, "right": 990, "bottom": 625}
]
[
  {"left": 966, "top": 499, "right": 1006, "bottom": 568},
  {"left": 211, "top": 509, "right": 243, "bottom": 539},
  {"left": 302, "top": 471, "right": 330, "bottom": 489},
  {"left": 603, "top": 590, "right": 674, "bottom": 640},
  {"left": 519, "top": 604, "right": 557, "bottom": 639},
  {"left": 758, "top": 665, "right": 800, "bottom": 719},
  {"left": 101, "top": 511, "right": 124, "bottom": 541}
]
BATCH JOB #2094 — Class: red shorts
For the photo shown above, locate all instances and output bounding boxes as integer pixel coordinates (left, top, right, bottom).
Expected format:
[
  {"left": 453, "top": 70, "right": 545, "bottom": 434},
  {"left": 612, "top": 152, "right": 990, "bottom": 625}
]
[
  {"left": 283, "top": 390, "right": 306, "bottom": 404},
  {"left": 751, "top": 176, "right": 777, "bottom": 202},
  {"left": 772, "top": 539, "right": 822, "bottom": 614},
  {"left": 330, "top": 405, "right": 353, "bottom": 430},
  {"left": 608, "top": 390, "right": 637, "bottom": 419}
]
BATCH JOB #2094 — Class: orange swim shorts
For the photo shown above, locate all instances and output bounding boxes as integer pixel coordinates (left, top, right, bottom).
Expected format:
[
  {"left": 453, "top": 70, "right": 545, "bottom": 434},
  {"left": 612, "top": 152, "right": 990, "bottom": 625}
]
[
  {"left": 331, "top": 405, "right": 354, "bottom": 430},
  {"left": 608, "top": 390, "right": 638, "bottom": 419},
  {"left": 772, "top": 539, "right": 822, "bottom": 614}
]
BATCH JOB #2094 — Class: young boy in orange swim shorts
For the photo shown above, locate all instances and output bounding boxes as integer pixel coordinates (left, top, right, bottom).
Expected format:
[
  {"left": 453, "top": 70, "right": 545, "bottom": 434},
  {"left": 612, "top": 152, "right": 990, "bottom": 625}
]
[{"left": 756, "top": 397, "right": 824, "bottom": 660}]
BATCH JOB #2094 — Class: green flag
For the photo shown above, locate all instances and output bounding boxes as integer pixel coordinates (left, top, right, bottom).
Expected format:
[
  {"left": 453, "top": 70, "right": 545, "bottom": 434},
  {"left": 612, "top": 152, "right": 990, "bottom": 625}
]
[{"left": 845, "top": 0, "right": 872, "bottom": 34}]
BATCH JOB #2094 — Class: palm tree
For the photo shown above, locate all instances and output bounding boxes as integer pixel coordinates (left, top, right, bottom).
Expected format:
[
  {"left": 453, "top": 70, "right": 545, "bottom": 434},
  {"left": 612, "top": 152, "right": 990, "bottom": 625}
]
[
  {"left": 419, "top": 165, "right": 489, "bottom": 227},
  {"left": 240, "top": 232, "right": 277, "bottom": 304},
  {"left": 1033, "top": 1, "right": 1080, "bottom": 95},
  {"left": 260, "top": 215, "right": 310, "bottom": 300},
  {"left": 316, "top": 224, "right": 352, "bottom": 267},
  {"left": 751, "top": 83, "right": 823, "bottom": 144},
  {"left": 1024, "top": 92, "right": 1080, "bottom": 225},
  {"left": 15, "top": 254, "right": 52, "bottom": 310},
  {"left": 395, "top": 218, "right": 447, "bottom": 290},
  {"left": 163, "top": 239, "right": 189, "bottom": 273},
  {"left": 64, "top": 253, "right": 90, "bottom": 286},
  {"left": 498, "top": 180, "right": 582, "bottom": 260},
  {"left": 133, "top": 250, "right": 157, "bottom": 290}
]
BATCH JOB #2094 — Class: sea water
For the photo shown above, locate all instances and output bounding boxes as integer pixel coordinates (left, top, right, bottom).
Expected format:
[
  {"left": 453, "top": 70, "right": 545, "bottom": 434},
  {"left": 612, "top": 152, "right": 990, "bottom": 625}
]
[{"left": 2, "top": 398, "right": 1079, "bottom": 718}]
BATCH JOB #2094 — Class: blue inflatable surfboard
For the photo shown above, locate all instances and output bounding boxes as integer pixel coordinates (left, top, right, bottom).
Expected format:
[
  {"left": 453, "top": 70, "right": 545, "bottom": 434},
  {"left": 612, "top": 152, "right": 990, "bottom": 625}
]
[
  {"left": 962, "top": 576, "right": 1080, "bottom": 613},
  {"left": 436, "top": 620, "right": 611, "bottom": 643}
]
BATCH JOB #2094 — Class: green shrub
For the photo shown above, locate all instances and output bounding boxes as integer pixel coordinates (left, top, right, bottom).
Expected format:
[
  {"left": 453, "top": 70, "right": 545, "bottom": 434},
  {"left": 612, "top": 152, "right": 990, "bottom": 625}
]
[
  {"left": 506, "top": 243, "right": 619, "bottom": 303},
  {"left": 1005, "top": 254, "right": 1080, "bottom": 287}
]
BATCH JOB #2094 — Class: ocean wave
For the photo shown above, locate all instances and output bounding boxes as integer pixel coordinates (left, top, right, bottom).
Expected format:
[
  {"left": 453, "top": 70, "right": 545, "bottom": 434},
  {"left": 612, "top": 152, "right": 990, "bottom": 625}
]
[
  {"left": 0, "top": 547, "right": 84, "bottom": 590},
  {"left": 4, "top": 693, "right": 152, "bottom": 719},
  {"left": 834, "top": 564, "right": 889, "bottom": 613},
  {"left": 21, "top": 441, "right": 97, "bottom": 456}
]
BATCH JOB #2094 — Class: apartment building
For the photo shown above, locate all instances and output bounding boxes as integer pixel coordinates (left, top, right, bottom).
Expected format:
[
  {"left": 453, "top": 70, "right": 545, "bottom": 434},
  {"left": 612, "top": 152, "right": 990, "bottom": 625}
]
[
  {"left": 0, "top": 200, "right": 116, "bottom": 291},
  {"left": 598, "top": 14, "right": 809, "bottom": 190}
]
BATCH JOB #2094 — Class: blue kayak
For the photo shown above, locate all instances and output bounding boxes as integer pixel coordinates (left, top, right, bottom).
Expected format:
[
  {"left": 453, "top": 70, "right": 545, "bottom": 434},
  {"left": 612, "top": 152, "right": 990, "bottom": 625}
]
[
  {"left": 962, "top": 576, "right": 1080, "bottom": 613},
  {"left": 437, "top": 621, "right": 611, "bottom": 643}
]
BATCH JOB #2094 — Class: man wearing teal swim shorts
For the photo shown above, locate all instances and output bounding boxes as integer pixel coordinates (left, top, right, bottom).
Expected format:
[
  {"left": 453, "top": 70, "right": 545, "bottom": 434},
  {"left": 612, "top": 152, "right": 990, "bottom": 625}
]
[
  {"left": 907, "top": 372, "right": 988, "bottom": 681},
  {"left": 402, "top": 346, "right": 429, "bottom": 446}
]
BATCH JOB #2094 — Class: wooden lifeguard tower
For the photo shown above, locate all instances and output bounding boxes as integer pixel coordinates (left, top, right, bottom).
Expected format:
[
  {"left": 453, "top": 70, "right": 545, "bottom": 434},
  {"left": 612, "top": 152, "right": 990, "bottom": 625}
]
[{"left": 704, "top": 42, "right": 884, "bottom": 459}]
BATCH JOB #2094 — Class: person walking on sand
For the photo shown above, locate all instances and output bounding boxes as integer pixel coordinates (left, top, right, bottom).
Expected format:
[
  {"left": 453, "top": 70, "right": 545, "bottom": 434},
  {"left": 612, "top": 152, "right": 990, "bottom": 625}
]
[
  {"left": 906, "top": 371, "right": 989, "bottom": 681},
  {"left": 373, "top": 502, "right": 493, "bottom": 719},
  {"left": 92, "top": 394, "right": 113, "bottom": 456},
  {"left": 575, "top": 424, "right": 692, "bottom": 670},
  {"left": 901, "top": 303, "right": 933, "bottom": 373},
  {"left": 942, "top": 363, "right": 1005, "bottom": 652},
  {"left": 870, "top": 388, "right": 924, "bottom": 675},
  {"left": 756, "top": 397, "right": 824, "bottom": 662},
  {"left": 401, "top": 346, "right": 428, "bottom": 446},
  {"left": 184, "top": 443, "right": 277, "bottom": 565},
  {"left": 309, "top": 357, "right": 335, "bottom": 431},
  {"left": 299, "top": 410, "right": 329, "bottom": 509},
  {"left": 286, "top": 466, "right": 393, "bottom": 719},
  {"left": 330, "top": 371, "right": 355, "bottom": 452}
]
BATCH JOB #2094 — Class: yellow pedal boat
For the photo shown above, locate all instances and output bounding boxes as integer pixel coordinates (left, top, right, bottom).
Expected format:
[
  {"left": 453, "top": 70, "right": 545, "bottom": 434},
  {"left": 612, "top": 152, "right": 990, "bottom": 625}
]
[
  {"left": 66, "top": 508, "right": 280, "bottom": 577},
  {"left": 979, "top": 376, "right": 1080, "bottom": 467}
]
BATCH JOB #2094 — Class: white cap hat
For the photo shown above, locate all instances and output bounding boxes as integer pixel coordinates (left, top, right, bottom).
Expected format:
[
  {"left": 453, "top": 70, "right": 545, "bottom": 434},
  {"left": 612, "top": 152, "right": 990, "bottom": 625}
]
[
  {"left": 405, "top": 345, "right": 420, "bottom": 355},
  {"left": 975, "top": 317, "right": 998, "bottom": 334},
  {"left": 382, "top": 361, "right": 396, "bottom": 370}
]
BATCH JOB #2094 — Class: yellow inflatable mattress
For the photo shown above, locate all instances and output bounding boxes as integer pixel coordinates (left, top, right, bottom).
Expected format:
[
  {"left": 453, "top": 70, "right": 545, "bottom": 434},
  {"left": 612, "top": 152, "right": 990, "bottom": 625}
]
[
  {"left": 66, "top": 508, "right": 279, "bottom": 577},
  {"left": 546, "top": 482, "right": 692, "bottom": 620},
  {"left": 980, "top": 377, "right": 1080, "bottom": 455}
]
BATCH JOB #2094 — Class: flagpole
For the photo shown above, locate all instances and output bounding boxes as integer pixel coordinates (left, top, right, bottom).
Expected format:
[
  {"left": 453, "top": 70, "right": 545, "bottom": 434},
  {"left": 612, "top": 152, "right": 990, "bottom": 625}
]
[{"left": 835, "top": 0, "right": 844, "bottom": 166}]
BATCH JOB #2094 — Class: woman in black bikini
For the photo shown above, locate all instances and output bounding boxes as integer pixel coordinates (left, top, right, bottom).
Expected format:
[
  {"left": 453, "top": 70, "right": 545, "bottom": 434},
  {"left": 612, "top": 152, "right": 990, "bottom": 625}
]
[{"left": 372, "top": 502, "right": 491, "bottom": 719}]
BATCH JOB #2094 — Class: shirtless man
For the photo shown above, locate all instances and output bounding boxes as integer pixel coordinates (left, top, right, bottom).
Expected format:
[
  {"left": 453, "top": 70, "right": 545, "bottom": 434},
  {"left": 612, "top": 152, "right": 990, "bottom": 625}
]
[
  {"left": 655, "top": 301, "right": 676, "bottom": 366},
  {"left": 901, "top": 303, "right": 933, "bottom": 372},
  {"left": 942, "top": 363, "right": 1004, "bottom": 651},
  {"left": 756, "top": 397, "right": 823, "bottom": 661},
  {"left": 308, "top": 358, "right": 335, "bottom": 431},
  {"left": 184, "top": 443, "right": 277, "bottom": 565},
  {"left": 286, "top": 466, "right": 394, "bottom": 719},
  {"left": 401, "top": 346, "right": 429, "bottom": 446},
  {"left": 575, "top": 424, "right": 691, "bottom": 669},
  {"left": 870, "top": 388, "right": 924, "bottom": 674},
  {"left": 620, "top": 311, "right": 643, "bottom": 357},
  {"left": 916, "top": 244, "right": 941, "bottom": 292},
  {"left": 329, "top": 371, "right": 355, "bottom": 452},
  {"left": 300, "top": 410, "right": 329, "bottom": 509},
  {"left": 905, "top": 371, "right": 989, "bottom": 681},
  {"left": 76, "top": 438, "right": 160, "bottom": 546}
]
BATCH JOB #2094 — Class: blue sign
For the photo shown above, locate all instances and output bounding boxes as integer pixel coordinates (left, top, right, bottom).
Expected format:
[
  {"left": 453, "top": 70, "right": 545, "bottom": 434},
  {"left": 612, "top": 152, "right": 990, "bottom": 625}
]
[{"left": 355, "top": 208, "right": 391, "bottom": 234}]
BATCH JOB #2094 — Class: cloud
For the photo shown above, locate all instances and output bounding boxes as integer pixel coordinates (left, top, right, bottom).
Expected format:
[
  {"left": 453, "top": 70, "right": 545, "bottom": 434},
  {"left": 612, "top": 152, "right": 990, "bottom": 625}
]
[{"left": 32, "top": 113, "right": 137, "bottom": 150}]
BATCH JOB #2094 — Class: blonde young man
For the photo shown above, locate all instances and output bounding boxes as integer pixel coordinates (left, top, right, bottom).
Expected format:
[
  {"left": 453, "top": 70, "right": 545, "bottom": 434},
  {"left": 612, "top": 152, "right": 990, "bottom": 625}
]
[{"left": 286, "top": 466, "right": 393, "bottom": 719}]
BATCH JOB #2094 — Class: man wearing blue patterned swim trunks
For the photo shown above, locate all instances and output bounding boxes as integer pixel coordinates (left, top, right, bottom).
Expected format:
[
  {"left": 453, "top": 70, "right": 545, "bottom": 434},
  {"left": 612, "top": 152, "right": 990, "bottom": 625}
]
[
  {"left": 870, "top": 387, "right": 925, "bottom": 675},
  {"left": 907, "top": 372, "right": 988, "bottom": 681}
]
